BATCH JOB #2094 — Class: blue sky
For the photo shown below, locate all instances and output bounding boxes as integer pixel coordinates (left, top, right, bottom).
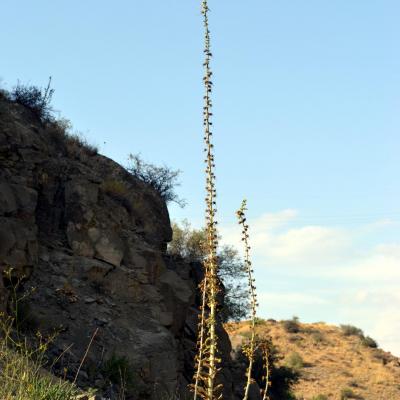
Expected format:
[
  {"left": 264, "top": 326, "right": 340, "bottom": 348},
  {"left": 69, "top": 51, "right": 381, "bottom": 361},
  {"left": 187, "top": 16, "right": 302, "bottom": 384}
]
[{"left": 1, "top": 1, "right": 400, "bottom": 354}]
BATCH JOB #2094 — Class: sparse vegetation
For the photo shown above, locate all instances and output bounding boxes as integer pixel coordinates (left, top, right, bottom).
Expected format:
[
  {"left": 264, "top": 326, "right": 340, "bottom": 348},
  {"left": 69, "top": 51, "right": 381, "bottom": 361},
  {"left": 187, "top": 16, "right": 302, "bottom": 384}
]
[
  {"left": 312, "top": 395, "right": 328, "bottom": 400},
  {"left": 340, "top": 325, "right": 378, "bottom": 349},
  {"left": 62, "top": 132, "right": 98, "bottom": 157},
  {"left": 311, "top": 331, "right": 325, "bottom": 344},
  {"left": 1, "top": 82, "right": 99, "bottom": 157},
  {"left": 372, "top": 350, "right": 389, "bottom": 365},
  {"left": 0, "top": 270, "right": 98, "bottom": 400},
  {"left": 49, "top": 118, "right": 98, "bottom": 156},
  {"left": 340, "top": 325, "right": 364, "bottom": 337},
  {"left": 127, "top": 153, "right": 185, "bottom": 207},
  {"left": 361, "top": 336, "right": 378, "bottom": 348},
  {"left": 102, "top": 354, "right": 135, "bottom": 394},
  {"left": 9, "top": 77, "right": 55, "bottom": 122},
  {"left": 0, "top": 306, "right": 82, "bottom": 400},
  {"left": 340, "top": 387, "right": 358, "bottom": 399},
  {"left": 283, "top": 316, "right": 301, "bottom": 334},
  {"left": 286, "top": 352, "right": 304, "bottom": 371}
]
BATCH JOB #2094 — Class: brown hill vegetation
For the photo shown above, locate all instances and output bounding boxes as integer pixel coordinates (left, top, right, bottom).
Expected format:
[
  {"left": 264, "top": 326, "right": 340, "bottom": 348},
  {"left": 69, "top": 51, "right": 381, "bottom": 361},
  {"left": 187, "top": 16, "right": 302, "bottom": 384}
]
[{"left": 226, "top": 319, "right": 400, "bottom": 400}]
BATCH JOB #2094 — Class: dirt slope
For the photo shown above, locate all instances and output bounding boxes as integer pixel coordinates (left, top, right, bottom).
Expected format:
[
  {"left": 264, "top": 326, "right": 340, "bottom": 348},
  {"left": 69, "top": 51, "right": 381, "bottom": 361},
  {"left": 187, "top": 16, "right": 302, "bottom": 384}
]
[{"left": 226, "top": 320, "right": 400, "bottom": 400}]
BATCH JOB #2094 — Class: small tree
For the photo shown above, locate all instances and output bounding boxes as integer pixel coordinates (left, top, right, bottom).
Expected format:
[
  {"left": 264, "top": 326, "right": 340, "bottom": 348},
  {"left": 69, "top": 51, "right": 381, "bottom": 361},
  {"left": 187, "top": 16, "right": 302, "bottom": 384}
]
[
  {"left": 168, "top": 220, "right": 249, "bottom": 322},
  {"left": 127, "top": 154, "right": 185, "bottom": 207},
  {"left": 168, "top": 220, "right": 206, "bottom": 261}
]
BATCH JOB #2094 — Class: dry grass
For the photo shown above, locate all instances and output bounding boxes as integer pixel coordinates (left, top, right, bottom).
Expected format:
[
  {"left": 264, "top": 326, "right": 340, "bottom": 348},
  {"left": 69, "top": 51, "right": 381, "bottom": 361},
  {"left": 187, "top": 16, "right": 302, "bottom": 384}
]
[
  {"left": 0, "top": 314, "right": 84, "bottom": 400},
  {"left": 226, "top": 320, "right": 400, "bottom": 400},
  {"left": 47, "top": 118, "right": 98, "bottom": 158}
]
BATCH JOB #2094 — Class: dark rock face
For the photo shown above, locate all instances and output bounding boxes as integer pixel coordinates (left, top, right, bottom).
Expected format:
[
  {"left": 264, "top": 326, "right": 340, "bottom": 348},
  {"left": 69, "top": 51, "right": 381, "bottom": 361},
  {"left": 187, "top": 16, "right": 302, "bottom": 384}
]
[{"left": 0, "top": 96, "right": 244, "bottom": 399}]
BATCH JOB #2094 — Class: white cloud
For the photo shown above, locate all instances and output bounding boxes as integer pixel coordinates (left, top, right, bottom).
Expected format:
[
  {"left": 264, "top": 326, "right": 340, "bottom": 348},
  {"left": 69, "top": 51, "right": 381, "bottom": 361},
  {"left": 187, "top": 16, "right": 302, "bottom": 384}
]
[
  {"left": 219, "top": 208, "right": 298, "bottom": 249},
  {"left": 221, "top": 209, "right": 352, "bottom": 267},
  {"left": 338, "top": 289, "right": 400, "bottom": 356},
  {"left": 258, "top": 291, "right": 328, "bottom": 306},
  {"left": 262, "top": 225, "right": 350, "bottom": 266},
  {"left": 372, "top": 310, "right": 400, "bottom": 356},
  {"left": 251, "top": 209, "right": 298, "bottom": 231},
  {"left": 326, "top": 242, "right": 400, "bottom": 281}
]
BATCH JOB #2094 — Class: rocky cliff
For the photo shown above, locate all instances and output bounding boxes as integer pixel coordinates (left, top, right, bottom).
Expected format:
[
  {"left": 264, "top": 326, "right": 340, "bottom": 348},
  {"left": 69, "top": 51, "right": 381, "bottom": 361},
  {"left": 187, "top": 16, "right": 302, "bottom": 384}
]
[{"left": 0, "top": 93, "right": 240, "bottom": 399}]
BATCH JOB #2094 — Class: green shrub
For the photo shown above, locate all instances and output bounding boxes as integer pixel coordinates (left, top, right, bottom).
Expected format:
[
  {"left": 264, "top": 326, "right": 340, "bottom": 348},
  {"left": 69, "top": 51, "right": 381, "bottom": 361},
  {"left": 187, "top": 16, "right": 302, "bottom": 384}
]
[
  {"left": 340, "top": 387, "right": 358, "bottom": 399},
  {"left": 10, "top": 78, "right": 55, "bottom": 122},
  {"left": 102, "top": 354, "right": 135, "bottom": 389},
  {"left": 340, "top": 324, "right": 364, "bottom": 337},
  {"left": 311, "top": 331, "right": 325, "bottom": 344},
  {"left": 312, "top": 395, "right": 328, "bottom": 400},
  {"left": 286, "top": 352, "right": 304, "bottom": 371},
  {"left": 127, "top": 153, "right": 185, "bottom": 207},
  {"left": 283, "top": 316, "right": 301, "bottom": 333},
  {"left": 361, "top": 335, "right": 378, "bottom": 348}
]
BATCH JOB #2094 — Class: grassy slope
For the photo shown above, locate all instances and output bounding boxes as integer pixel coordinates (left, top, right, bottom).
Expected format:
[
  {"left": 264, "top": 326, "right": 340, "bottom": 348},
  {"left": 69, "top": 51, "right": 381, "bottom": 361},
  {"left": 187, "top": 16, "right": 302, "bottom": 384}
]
[{"left": 226, "top": 320, "right": 400, "bottom": 400}]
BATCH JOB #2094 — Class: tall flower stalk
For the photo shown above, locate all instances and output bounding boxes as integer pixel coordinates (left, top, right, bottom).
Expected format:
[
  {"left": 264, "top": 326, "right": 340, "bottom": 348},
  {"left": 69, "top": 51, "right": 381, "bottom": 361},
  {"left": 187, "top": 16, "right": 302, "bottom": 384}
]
[
  {"left": 261, "top": 340, "right": 271, "bottom": 400},
  {"left": 192, "top": 1, "right": 222, "bottom": 399},
  {"left": 236, "top": 200, "right": 258, "bottom": 400}
]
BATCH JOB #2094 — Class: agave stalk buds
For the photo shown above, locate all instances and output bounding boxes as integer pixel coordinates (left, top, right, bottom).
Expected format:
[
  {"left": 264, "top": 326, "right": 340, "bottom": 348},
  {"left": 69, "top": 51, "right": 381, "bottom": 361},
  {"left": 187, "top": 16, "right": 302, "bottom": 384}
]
[
  {"left": 236, "top": 200, "right": 258, "bottom": 400},
  {"left": 261, "top": 340, "right": 271, "bottom": 400},
  {"left": 192, "top": 1, "right": 222, "bottom": 399}
]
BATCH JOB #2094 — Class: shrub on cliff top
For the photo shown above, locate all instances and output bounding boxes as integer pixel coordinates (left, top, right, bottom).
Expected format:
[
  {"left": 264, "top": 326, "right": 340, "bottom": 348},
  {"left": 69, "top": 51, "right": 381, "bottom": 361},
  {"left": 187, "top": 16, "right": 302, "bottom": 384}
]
[
  {"left": 127, "top": 153, "right": 185, "bottom": 207},
  {"left": 10, "top": 77, "right": 55, "bottom": 122}
]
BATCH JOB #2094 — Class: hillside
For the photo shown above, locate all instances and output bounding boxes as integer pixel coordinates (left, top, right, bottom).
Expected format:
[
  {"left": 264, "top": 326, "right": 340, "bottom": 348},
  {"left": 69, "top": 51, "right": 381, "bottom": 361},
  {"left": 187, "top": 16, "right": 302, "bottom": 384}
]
[{"left": 226, "top": 319, "right": 400, "bottom": 400}]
